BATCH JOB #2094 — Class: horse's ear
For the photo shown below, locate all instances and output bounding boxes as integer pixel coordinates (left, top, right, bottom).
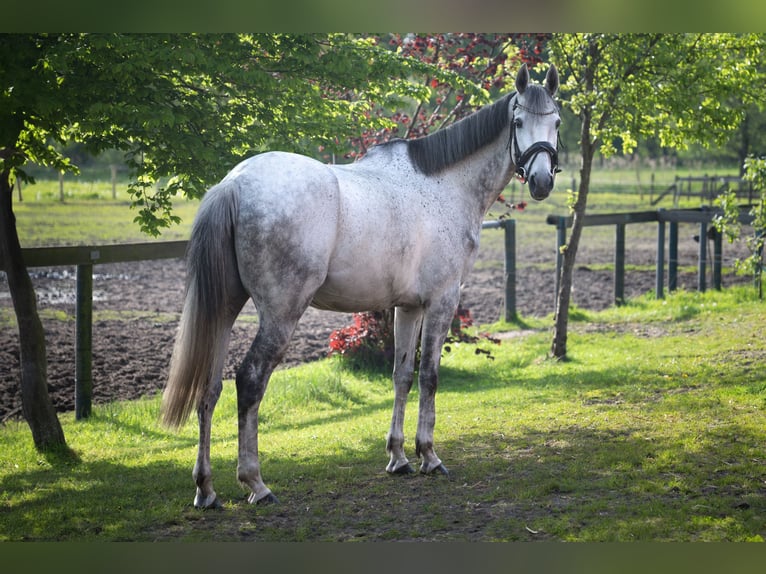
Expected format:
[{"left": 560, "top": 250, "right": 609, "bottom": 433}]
[
  {"left": 515, "top": 63, "right": 529, "bottom": 95},
  {"left": 545, "top": 64, "right": 559, "bottom": 97}
]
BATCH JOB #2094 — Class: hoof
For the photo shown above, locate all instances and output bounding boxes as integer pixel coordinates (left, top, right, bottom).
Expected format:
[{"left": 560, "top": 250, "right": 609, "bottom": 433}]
[
  {"left": 389, "top": 463, "right": 415, "bottom": 475},
  {"left": 247, "top": 491, "right": 279, "bottom": 505},
  {"left": 195, "top": 496, "right": 223, "bottom": 510},
  {"left": 386, "top": 463, "right": 415, "bottom": 474},
  {"left": 257, "top": 492, "right": 280, "bottom": 505},
  {"left": 423, "top": 463, "right": 450, "bottom": 477}
]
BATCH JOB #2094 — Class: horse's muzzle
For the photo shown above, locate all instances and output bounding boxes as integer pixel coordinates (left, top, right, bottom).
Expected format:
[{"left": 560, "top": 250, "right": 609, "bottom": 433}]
[{"left": 528, "top": 172, "right": 554, "bottom": 201}]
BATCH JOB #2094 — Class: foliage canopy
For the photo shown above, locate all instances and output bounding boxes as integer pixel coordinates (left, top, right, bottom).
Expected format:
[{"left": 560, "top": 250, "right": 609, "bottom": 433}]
[
  {"left": 551, "top": 33, "right": 765, "bottom": 158},
  {"left": 0, "top": 33, "right": 489, "bottom": 235}
]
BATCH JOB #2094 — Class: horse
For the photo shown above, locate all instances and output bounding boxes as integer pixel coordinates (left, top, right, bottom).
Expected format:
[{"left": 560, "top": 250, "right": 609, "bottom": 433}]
[{"left": 161, "top": 63, "right": 561, "bottom": 508}]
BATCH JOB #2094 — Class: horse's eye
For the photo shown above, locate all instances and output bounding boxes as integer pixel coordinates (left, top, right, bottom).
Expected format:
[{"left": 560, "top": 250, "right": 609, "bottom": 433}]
[
  {"left": 514, "top": 118, "right": 523, "bottom": 129},
  {"left": 555, "top": 119, "right": 561, "bottom": 129}
]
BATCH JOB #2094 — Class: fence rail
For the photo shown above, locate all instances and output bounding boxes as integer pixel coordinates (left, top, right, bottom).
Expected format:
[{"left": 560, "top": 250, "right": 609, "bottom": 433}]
[
  {"left": 651, "top": 175, "right": 755, "bottom": 206},
  {"left": 17, "top": 240, "right": 188, "bottom": 267}
]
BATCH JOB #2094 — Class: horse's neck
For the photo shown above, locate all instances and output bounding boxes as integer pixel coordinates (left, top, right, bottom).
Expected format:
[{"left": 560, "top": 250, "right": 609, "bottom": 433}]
[{"left": 445, "top": 133, "right": 514, "bottom": 217}]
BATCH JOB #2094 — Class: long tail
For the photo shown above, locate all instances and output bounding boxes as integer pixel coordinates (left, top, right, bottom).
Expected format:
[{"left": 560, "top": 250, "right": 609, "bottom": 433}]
[{"left": 161, "top": 182, "right": 242, "bottom": 429}]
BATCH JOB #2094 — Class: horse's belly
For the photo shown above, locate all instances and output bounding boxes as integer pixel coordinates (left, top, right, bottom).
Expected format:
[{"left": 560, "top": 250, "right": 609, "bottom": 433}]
[{"left": 310, "top": 273, "right": 420, "bottom": 313}]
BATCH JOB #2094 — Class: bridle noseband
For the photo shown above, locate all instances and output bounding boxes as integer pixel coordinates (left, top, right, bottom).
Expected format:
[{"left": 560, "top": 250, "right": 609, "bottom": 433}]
[{"left": 508, "top": 97, "right": 561, "bottom": 184}]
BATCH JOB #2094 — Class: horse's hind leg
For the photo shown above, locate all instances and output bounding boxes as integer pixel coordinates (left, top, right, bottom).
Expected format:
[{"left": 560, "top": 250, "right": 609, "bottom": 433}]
[
  {"left": 236, "top": 314, "right": 302, "bottom": 504},
  {"left": 386, "top": 306, "right": 423, "bottom": 474},
  {"left": 193, "top": 377, "right": 223, "bottom": 508},
  {"left": 193, "top": 296, "right": 246, "bottom": 509}
]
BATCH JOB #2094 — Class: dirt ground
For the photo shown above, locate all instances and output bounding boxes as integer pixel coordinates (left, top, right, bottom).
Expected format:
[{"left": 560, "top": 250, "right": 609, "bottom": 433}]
[{"left": 0, "top": 222, "right": 752, "bottom": 422}]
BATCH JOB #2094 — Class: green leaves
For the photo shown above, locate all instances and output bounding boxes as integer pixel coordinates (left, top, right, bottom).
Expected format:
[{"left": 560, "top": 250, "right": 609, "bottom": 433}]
[
  {"left": 0, "top": 34, "right": 458, "bottom": 233},
  {"left": 714, "top": 156, "right": 766, "bottom": 296},
  {"left": 550, "top": 33, "right": 766, "bottom": 158}
]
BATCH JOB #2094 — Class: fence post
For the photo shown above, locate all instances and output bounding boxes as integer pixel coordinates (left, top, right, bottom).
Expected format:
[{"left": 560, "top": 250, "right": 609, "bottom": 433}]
[
  {"left": 656, "top": 216, "right": 666, "bottom": 299},
  {"left": 110, "top": 164, "right": 118, "bottom": 199},
  {"left": 697, "top": 221, "right": 707, "bottom": 292},
  {"left": 713, "top": 226, "right": 722, "bottom": 290},
  {"left": 503, "top": 219, "right": 516, "bottom": 322},
  {"left": 75, "top": 263, "right": 93, "bottom": 420},
  {"left": 614, "top": 223, "right": 625, "bottom": 305},
  {"left": 669, "top": 221, "right": 678, "bottom": 291}
]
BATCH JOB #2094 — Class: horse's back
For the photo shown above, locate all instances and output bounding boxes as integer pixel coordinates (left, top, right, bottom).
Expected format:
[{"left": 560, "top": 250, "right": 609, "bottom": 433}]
[{"left": 224, "top": 151, "right": 339, "bottom": 216}]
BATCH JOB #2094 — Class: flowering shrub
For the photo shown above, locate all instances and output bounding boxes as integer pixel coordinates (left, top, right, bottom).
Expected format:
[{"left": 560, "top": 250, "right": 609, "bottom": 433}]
[
  {"left": 494, "top": 194, "right": 527, "bottom": 220},
  {"left": 328, "top": 310, "right": 394, "bottom": 370},
  {"left": 329, "top": 305, "right": 499, "bottom": 369},
  {"left": 445, "top": 306, "right": 501, "bottom": 359}
]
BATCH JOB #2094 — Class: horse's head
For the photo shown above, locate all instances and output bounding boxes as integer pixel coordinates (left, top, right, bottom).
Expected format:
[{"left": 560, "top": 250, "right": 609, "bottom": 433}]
[{"left": 510, "top": 63, "right": 560, "bottom": 201}]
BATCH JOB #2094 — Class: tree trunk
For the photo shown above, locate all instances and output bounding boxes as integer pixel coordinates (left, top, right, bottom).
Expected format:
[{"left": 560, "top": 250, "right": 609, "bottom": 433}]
[
  {"left": 0, "top": 168, "right": 67, "bottom": 451},
  {"left": 738, "top": 111, "right": 750, "bottom": 177},
  {"left": 551, "top": 110, "right": 596, "bottom": 360}
]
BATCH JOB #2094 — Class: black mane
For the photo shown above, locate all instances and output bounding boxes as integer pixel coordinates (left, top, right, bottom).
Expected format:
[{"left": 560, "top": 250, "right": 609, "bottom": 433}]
[{"left": 404, "top": 85, "right": 555, "bottom": 176}]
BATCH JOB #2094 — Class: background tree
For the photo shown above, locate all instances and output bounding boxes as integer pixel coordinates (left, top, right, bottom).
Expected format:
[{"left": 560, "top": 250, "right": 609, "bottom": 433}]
[
  {"left": 0, "top": 33, "right": 460, "bottom": 451},
  {"left": 715, "top": 156, "right": 766, "bottom": 298},
  {"left": 731, "top": 106, "right": 766, "bottom": 174},
  {"left": 324, "top": 33, "right": 549, "bottom": 162},
  {"left": 548, "top": 33, "right": 765, "bottom": 359}
]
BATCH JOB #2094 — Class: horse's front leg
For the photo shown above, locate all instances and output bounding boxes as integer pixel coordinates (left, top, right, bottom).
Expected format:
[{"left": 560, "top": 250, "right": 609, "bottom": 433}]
[
  {"left": 386, "top": 307, "right": 423, "bottom": 475},
  {"left": 193, "top": 378, "right": 223, "bottom": 509},
  {"left": 415, "top": 292, "right": 458, "bottom": 476}
]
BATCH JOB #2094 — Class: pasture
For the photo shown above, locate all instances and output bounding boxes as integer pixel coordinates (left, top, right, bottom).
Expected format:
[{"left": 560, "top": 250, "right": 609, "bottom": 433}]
[
  {"left": 0, "top": 287, "right": 764, "bottom": 541},
  {"left": 1, "top": 167, "right": 764, "bottom": 541}
]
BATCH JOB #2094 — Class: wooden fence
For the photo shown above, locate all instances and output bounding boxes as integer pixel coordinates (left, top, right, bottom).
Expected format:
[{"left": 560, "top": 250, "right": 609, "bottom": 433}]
[
  {"left": 650, "top": 175, "right": 755, "bottom": 206},
  {"left": 5, "top": 241, "right": 187, "bottom": 419},
  {"left": 546, "top": 206, "right": 755, "bottom": 307}
]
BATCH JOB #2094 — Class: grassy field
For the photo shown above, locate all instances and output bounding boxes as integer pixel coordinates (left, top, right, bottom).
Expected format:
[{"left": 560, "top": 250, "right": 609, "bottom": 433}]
[
  {"left": 11, "top": 178, "right": 199, "bottom": 246},
  {"left": 0, "top": 286, "right": 764, "bottom": 542}
]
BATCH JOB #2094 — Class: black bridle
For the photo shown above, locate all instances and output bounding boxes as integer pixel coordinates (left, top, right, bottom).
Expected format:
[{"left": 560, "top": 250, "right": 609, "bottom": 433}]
[{"left": 508, "top": 98, "right": 561, "bottom": 184}]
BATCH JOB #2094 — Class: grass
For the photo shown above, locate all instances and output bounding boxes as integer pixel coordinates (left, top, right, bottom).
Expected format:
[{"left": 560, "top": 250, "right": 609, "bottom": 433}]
[
  {"left": 1, "top": 286, "right": 764, "bottom": 541},
  {"left": 12, "top": 179, "right": 199, "bottom": 247}
]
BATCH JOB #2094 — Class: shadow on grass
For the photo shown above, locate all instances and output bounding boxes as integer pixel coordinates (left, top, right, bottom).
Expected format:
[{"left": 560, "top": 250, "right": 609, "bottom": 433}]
[
  {"left": 0, "top": 457, "right": 192, "bottom": 541},
  {"left": 3, "top": 401, "right": 764, "bottom": 542},
  {"left": 40, "top": 443, "right": 82, "bottom": 468}
]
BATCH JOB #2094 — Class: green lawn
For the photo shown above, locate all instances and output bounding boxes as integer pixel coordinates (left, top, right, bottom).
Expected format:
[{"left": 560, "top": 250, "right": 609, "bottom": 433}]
[
  {"left": 12, "top": 179, "right": 198, "bottom": 247},
  {"left": 1, "top": 287, "right": 763, "bottom": 541}
]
